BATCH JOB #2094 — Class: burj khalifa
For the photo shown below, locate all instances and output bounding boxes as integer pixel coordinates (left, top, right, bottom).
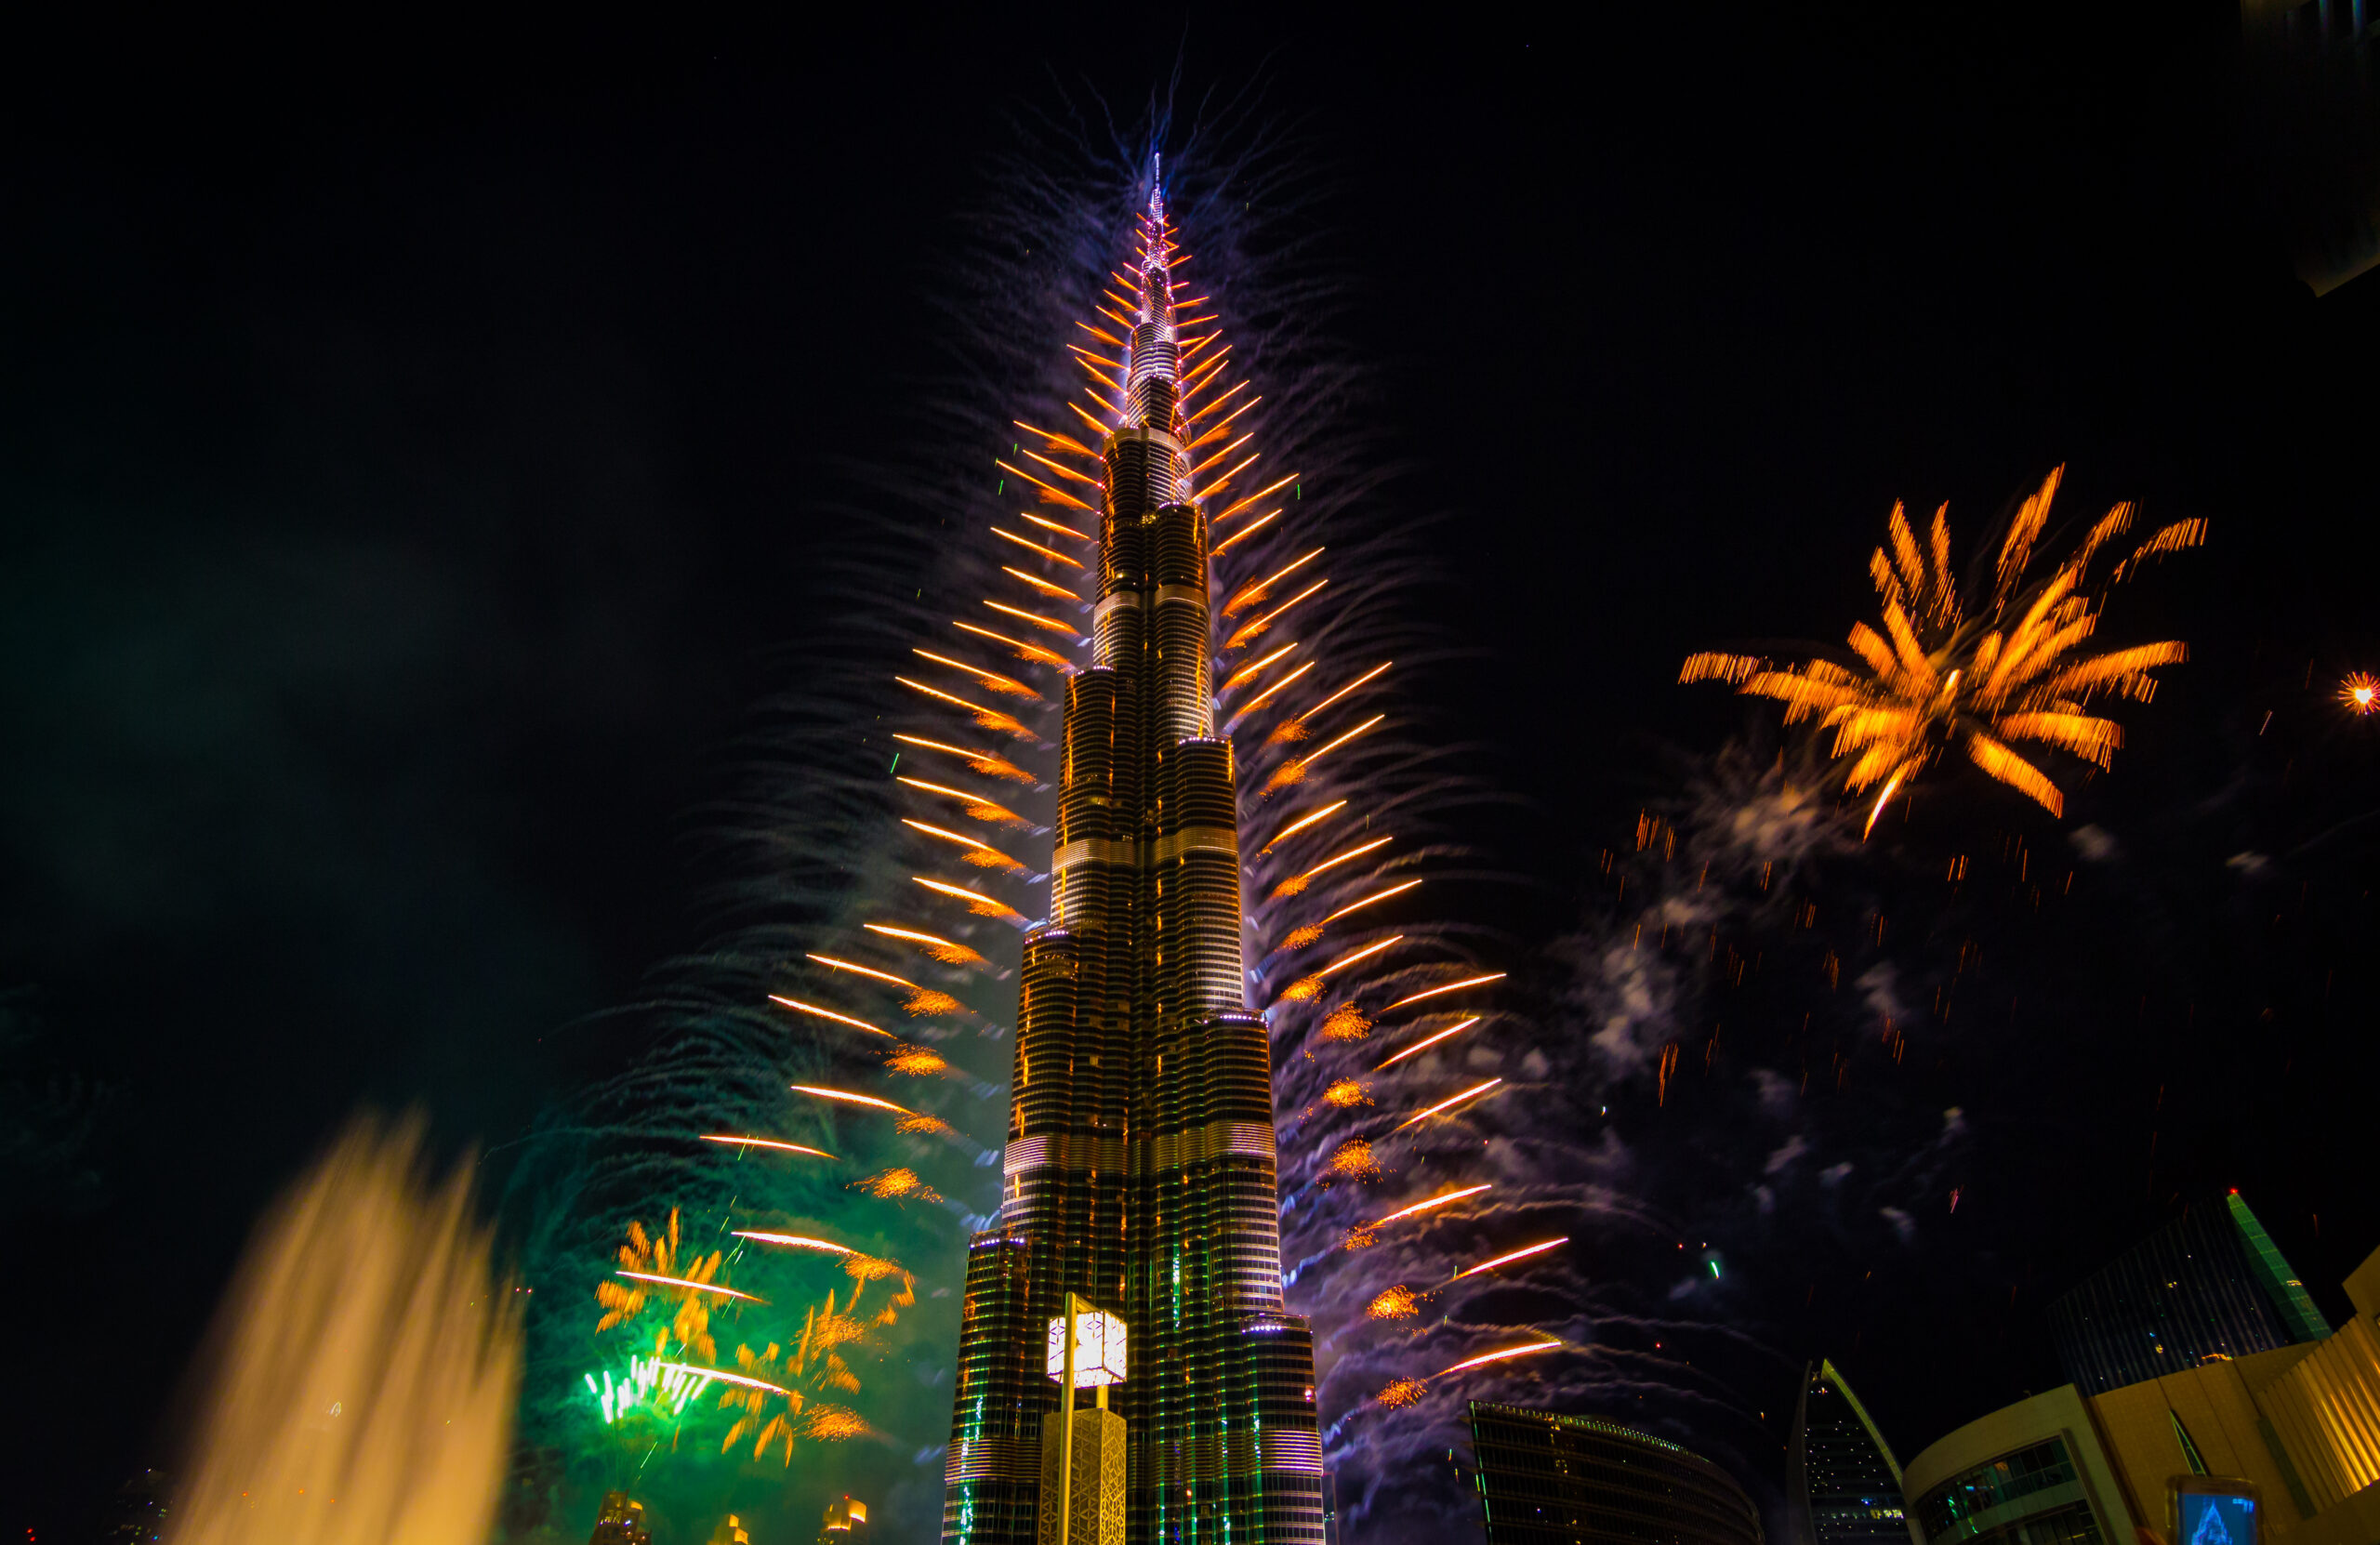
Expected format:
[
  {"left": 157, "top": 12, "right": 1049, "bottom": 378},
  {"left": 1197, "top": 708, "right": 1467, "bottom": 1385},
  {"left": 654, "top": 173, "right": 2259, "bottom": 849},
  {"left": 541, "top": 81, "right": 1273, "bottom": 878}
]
[{"left": 940, "top": 185, "right": 1328, "bottom": 1545}]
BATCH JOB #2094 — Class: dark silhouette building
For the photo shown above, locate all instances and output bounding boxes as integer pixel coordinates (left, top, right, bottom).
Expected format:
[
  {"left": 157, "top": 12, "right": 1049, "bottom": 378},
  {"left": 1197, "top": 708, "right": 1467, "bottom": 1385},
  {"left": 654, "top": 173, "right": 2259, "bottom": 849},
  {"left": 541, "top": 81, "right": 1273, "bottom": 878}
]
[
  {"left": 1786, "top": 1360, "right": 1911, "bottom": 1545},
  {"left": 1467, "top": 1401, "right": 1764, "bottom": 1545},
  {"left": 2046, "top": 1191, "right": 2330, "bottom": 1396},
  {"left": 938, "top": 183, "right": 1324, "bottom": 1545}
]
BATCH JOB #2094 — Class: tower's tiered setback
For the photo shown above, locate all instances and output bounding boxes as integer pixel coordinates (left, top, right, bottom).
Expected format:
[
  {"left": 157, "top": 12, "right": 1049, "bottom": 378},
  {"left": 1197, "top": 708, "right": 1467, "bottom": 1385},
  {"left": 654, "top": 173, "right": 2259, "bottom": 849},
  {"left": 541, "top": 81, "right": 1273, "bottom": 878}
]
[{"left": 942, "top": 191, "right": 1327, "bottom": 1545}]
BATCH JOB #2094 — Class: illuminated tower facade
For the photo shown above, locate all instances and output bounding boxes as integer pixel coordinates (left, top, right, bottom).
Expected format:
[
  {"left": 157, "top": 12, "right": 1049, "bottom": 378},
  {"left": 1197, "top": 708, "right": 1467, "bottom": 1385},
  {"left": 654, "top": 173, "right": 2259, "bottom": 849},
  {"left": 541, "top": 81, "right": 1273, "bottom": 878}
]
[
  {"left": 1786, "top": 1360, "right": 1912, "bottom": 1545},
  {"left": 942, "top": 188, "right": 1327, "bottom": 1545}
]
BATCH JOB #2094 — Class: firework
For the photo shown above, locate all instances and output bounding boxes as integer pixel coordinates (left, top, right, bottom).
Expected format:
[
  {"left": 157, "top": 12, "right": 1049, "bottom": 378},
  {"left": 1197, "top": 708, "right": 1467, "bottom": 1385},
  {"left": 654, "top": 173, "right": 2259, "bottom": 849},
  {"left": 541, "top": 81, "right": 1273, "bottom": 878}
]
[
  {"left": 2344, "top": 672, "right": 2379, "bottom": 715},
  {"left": 1368, "top": 1286, "right": 1421, "bottom": 1320},
  {"left": 1684, "top": 467, "right": 2202, "bottom": 825},
  {"left": 1448, "top": 1238, "right": 1568, "bottom": 1281},
  {"left": 700, "top": 1135, "right": 836, "bottom": 1159}
]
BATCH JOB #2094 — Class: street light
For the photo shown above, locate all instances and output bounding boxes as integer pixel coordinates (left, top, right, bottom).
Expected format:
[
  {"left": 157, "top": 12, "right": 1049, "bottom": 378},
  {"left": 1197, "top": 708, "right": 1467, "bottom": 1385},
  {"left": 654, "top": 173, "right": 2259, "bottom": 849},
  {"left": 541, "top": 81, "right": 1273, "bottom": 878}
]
[{"left": 1044, "top": 1294, "right": 1126, "bottom": 1545}]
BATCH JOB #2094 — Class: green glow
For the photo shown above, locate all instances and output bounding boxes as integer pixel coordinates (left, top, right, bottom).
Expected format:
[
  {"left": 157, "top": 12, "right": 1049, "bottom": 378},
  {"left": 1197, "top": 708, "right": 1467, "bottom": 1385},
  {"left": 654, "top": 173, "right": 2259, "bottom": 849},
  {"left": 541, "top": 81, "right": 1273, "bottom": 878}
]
[{"left": 582, "top": 1353, "right": 715, "bottom": 1427}]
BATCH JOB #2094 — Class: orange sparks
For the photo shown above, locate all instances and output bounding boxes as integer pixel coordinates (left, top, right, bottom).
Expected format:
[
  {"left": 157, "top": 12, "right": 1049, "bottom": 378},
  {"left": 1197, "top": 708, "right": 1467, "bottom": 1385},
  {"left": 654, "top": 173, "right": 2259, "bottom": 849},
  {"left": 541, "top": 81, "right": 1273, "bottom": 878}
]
[
  {"left": 995, "top": 459, "right": 1097, "bottom": 514},
  {"left": 1066, "top": 401, "right": 1113, "bottom": 439},
  {"left": 1216, "top": 473, "right": 1299, "bottom": 524},
  {"left": 1185, "top": 380, "right": 1250, "bottom": 424},
  {"left": 912, "top": 877, "right": 1026, "bottom": 922},
  {"left": 1274, "top": 836, "right": 1392, "bottom": 898},
  {"left": 1261, "top": 799, "right": 1347, "bottom": 854},
  {"left": 701, "top": 1135, "right": 837, "bottom": 1159},
  {"left": 2344, "top": 672, "right": 2379, "bottom": 715},
  {"left": 893, "top": 676, "right": 1032, "bottom": 740},
  {"left": 1322, "top": 935, "right": 1406, "bottom": 979},
  {"left": 1223, "top": 549, "right": 1325, "bottom": 616},
  {"left": 1293, "top": 663, "right": 1392, "bottom": 725},
  {"left": 1015, "top": 510, "right": 1091, "bottom": 542},
  {"left": 896, "top": 775, "right": 1033, "bottom": 829},
  {"left": 1371, "top": 1183, "right": 1492, "bottom": 1229},
  {"left": 1197, "top": 452, "right": 1261, "bottom": 501},
  {"left": 991, "top": 527, "right": 1086, "bottom": 569},
  {"left": 1322, "top": 1078, "right": 1373, "bottom": 1108},
  {"left": 1221, "top": 642, "right": 1299, "bottom": 692},
  {"left": 954, "top": 620, "right": 1071, "bottom": 668},
  {"left": 1324, "top": 880, "right": 1421, "bottom": 924},
  {"left": 1393, "top": 1078, "right": 1505, "bottom": 1132},
  {"left": 616, "top": 1271, "right": 765, "bottom": 1303},
  {"left": 1278, "top": 924, "right": 1324, "bottom": 951},
  {"left": 850, "top": 1167, "right": 942, "bottom": 1202},
  {"left": 884, "top": 1045, "right": 950, "bottom": 1077},
  {"left": 984, "top": 599, "right": 1081, "bottom": 639},
  {"left": 1000, "top": 565, "right": 1082, "bottom": 601},
  {"left": 804, "top": 1407, "right": 869, "bottom": 1442},
  {"left": 1449, "top": 1238, "right": 1568, "bottom": 1281},
  {"left": 1225, "top": 579, "right": 1328, "bottom": 649},
  {"left": 1376, "top": 1378, "right": 1426, "bottom": 1408},
  {"left": 1863, "top": 766, "right": 1908, "bottom": 841},
  {"left": 1209, "top": 509, "right": 1280, "bottom": 557},
  {"left": 792, "top": 1084, "right": 916, "bottom": 1117},
  {"left": 1240, "top": 658, "right": 1315, "bottom": 715},
  {"left": 1438, "top": 1340, "right": 1563, "bottom": 1377},
  {"left": 1189, "top": 432, "right": 1256, "bottom": 480},
  {"left": 863, "top": 923, "right": 987, "bottom": 968},
  {"left": 1367, "top": 1286, "right": 1421, "bottom": 1320},
  {"left": 1262, "top": 714, "right": 1382, "bottom": 795},
  {"left": 891, "top": 733, "right": 1037, "bottom": 785},
  {"left": 768, "top": 995, "right": 892, "bottom": 1038},
  {"left": 1320, "top": 1005, "right": 1374, "bottom": 1041},
  {"left": 1326, "top": 1139, "right": 1382, "bottom": 1182},
  {"left": 1382, "top": 973, "right": 1506, "bottom": 1012},
  {"left": 1019, "top": 448, "right": 1102, "bottom": 489},
  {"left": 730, "top": 1231, "right": 853, "bottom": 1256},
  {"left": 656, "top": 1362, "right": 788, "bottom": 1395},
  {"left": 913, "top": 649, "right": 1038, "bottom": 701},
  {"left": 1012, "top": 421, "right": 1099, "bottom": 463},
  {"left": 899, "top": 819, "right": 1029, "bottom": 876},
  {"left": 1375, "top": 1017, "right": 1482, "bottom": 1070}
]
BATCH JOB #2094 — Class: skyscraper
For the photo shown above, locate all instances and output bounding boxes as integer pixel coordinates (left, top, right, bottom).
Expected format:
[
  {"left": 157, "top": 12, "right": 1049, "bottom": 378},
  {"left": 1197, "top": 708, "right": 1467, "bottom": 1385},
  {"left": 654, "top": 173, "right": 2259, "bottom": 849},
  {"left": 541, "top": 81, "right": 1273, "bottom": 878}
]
[
  {"left": 1786, "top": 1360, "right": 1912, "bottom": 1545},
  {"left": 939, "top": 187, "right": 1326, "bottom": 1545},
  {"left": 2047, "top": 1191, "right": 2330, "bottom": 1397},
  {"left": 1466, "top": 1401, "right": 1765, "bottom": 1545}
]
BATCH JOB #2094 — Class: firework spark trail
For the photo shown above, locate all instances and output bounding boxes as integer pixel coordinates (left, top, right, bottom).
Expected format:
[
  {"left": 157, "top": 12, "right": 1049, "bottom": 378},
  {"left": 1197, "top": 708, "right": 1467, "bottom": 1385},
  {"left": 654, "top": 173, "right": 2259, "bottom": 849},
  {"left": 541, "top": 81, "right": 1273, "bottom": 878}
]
[{"left": 1682, "top": 469, "right": 2202, "bottom": 826}]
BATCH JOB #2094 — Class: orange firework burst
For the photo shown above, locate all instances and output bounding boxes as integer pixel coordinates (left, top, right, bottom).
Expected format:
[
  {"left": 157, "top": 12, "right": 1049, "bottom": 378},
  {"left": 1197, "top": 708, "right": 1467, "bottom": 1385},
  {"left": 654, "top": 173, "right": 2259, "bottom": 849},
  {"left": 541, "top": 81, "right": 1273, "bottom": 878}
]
[
  {"left": 1322, "top": 1078, "right": 1373, "bottom": 1109},
  {"left": 1683, "top": 467, "right": 2202, "bottom": 828},
  {"left": 849, "top": 1167, "right": 943, "bottom": 1204},
  {"left": 1319, "top": 1005, "right": 1373, "bottom": 1042},
  {"left": 1376, "top": 1377, "right": 1426, "bottom": 1408},
  {"left": 1325, "top": 1139, "right": 1382, "bottom": 1183},
  {"left": 1368, "top": 1286, "right": 1421, "bottom": 1320},
  {"left": 882, "top": 1045, "right": 950, "bottom": 1077},
  {"left": 2344, "top": 672, "right": 2379, "bottom": 715}
]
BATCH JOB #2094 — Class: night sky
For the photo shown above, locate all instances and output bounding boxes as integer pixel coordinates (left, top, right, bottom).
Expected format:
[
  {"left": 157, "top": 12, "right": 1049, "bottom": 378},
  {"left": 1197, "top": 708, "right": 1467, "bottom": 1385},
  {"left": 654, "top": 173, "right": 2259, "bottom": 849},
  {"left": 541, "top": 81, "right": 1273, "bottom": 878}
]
[{"left": 5, "top": 8, "right": 2377, "bottom": 1541}]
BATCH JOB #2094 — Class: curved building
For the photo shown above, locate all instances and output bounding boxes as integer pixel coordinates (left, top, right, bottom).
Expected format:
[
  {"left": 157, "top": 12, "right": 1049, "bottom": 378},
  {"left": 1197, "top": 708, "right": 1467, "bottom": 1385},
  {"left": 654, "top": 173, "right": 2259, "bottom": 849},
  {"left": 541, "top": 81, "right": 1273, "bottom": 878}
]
[
  {"left": 1787, "top": 1360, "right": 1914, "bottom": 1545},
  {"left": 939, "top": 188, "right": 1325, "bottom": 1545},
  {"left": 1468, "top": 1401, "right": 1765, "bottom": 1545}
]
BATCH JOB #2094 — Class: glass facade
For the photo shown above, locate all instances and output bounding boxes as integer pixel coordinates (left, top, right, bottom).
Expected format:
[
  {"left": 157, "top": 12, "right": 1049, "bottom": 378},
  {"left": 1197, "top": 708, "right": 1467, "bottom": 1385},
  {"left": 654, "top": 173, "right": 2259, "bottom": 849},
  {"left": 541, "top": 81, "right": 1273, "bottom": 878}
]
[
  {"left": 1911, "top": 1439, "right": 2100, "bottom": 1545},
  {"left": 1788, "top": 1361, "right": 1910, "bottom": 1545},
  {"left": 2046, "top": 1193, "right": 2326, "bottom": 1397},
  {"left": 938, "top": 187, "right": 1325, "bottom": 1545},
  {"left": 1467, "top": 1402, "right": 1764, "bottom": 1545}
]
